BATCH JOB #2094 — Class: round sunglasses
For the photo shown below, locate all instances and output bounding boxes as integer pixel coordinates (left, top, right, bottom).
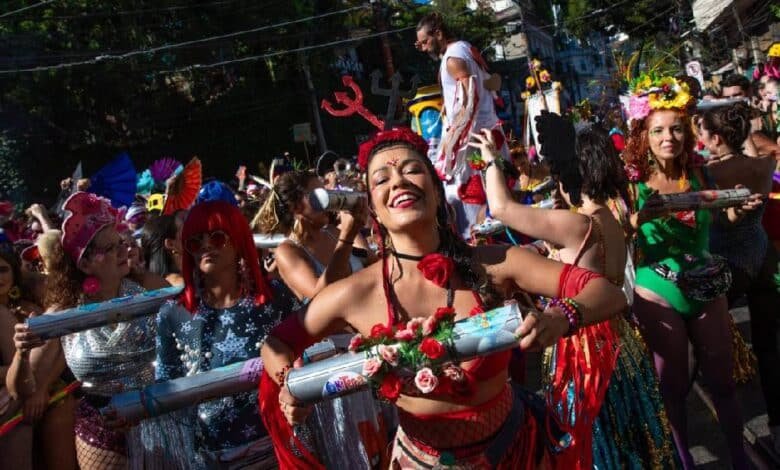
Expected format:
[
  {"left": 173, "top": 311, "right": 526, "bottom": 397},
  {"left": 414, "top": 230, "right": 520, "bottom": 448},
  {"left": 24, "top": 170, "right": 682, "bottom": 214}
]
[{"left": 184, "top": 230, "right": 230, "bottom": 255}]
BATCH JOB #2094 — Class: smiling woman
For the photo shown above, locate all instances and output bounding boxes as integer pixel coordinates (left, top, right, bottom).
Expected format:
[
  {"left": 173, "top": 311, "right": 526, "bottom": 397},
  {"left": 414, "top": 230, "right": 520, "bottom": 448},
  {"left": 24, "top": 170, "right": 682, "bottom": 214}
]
[{"left": 260, "top": 127, "right": 627, "bottom": 469}]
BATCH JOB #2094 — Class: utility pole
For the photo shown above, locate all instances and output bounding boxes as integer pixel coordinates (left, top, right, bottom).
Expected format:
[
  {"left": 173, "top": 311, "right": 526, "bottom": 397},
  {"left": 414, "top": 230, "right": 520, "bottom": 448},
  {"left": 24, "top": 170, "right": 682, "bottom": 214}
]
[{"left": 372, "top": 1, "right": 395, "bottom": 78}]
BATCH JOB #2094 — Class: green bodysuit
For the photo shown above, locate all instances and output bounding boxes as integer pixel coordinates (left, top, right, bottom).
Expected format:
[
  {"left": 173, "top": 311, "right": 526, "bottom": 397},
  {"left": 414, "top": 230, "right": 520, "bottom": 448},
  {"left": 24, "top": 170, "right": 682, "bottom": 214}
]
[{"left": 634, "top": 176, "right": 712, "bottom": 317}]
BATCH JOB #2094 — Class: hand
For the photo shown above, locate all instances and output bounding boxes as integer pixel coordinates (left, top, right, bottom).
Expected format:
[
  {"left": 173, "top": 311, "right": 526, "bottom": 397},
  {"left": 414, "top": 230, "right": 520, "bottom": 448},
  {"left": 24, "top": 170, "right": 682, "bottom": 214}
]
[
  {"left": 514, "top": 307, "right": 569, "bottom": 351},
  {"left": 467, "top": 129, "right": 501, "bottom": 164},
  {"left": 26, "top": 203, "right": 46, "bottom": 218},
  {"left": 729, "top": 184, "right": 763, "bottom": 220},
  {"left": 60, "top": 178, "right": 72, "bottom": 191},
  {"left": 236, "top": 165, "right": 247, "bottom": 181},
  {"left": 338, "top": 197, "right": 368, "bottom": 241},
  {"left": 635, "top": 191, "right": 670, "bottom": 225},
  {"left": 278, "top": 379, "right": 312, "bottom": 426},
  {"left": 14, "top": 323, "right": 45, "bottom": 352},
  {"left": 534, "top": 110, "right": 575, "bottom": 162},
  {"left": 22, "top": 388, "right": 49, "bottom": 422}
]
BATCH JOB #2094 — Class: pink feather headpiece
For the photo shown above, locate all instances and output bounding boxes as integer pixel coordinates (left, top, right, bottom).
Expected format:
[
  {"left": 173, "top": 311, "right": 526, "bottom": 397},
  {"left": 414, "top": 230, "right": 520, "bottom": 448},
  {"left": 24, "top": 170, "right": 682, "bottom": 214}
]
[{"left": 61, "top": 192, "right": 125, "bottom": 264}]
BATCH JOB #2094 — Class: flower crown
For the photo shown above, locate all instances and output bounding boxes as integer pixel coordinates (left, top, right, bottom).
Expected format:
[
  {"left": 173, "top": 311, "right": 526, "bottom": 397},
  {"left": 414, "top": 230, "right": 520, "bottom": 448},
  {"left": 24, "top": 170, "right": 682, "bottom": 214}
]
[
  {"left": 357, "top": 127, "right": 429, "bottom": 171},
  {"left": 628, "top": 74, "right": 694, "bottom": 121}
]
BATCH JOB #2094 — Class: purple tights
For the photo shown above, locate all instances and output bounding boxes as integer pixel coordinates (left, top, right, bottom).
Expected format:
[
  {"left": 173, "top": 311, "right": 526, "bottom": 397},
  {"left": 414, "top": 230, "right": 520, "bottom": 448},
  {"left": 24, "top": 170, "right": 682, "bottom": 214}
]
[{"left": 633, "top": 294, "right": 748, "bottom": 470}]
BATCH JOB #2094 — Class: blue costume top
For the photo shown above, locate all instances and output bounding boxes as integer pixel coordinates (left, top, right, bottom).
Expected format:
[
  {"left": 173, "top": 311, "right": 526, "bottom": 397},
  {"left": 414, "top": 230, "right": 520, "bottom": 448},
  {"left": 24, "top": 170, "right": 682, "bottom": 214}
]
[{"left": 155, "top": 279, "right": 300, "bottom": 452}]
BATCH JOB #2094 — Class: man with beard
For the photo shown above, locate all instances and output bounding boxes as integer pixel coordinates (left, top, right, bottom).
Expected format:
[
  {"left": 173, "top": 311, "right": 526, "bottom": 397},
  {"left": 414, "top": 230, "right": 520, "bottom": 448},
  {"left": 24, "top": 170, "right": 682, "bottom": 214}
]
[{"left": 415, "top": 12, "right": 507, "bottom": 237}]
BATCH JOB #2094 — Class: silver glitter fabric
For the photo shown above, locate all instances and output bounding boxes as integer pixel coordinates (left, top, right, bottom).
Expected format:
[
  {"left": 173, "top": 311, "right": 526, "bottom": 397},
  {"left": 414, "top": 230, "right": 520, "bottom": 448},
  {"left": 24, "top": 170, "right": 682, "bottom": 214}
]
[{"left": 61, "top": 279, "right": 156, "bottom": 396}]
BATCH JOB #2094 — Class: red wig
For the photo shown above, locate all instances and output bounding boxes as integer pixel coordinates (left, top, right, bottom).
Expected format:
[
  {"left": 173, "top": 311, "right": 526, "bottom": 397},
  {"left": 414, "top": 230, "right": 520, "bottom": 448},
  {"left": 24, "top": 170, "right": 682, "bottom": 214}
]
[{"left": 180, "top": 200, "right": 271, "bottom": 312}]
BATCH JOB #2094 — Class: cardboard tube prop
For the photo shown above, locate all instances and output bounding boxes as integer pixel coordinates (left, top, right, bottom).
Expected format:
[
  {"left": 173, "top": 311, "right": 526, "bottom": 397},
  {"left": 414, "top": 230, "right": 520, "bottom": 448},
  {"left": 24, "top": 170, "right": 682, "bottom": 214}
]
[
  {"left": 286, "top": 303, "right": 525, "bottom": 404},
  {"left": 309, "top": 188, "right": 366, "bottom": 212},
  {"left": 27, "top": 286, "right": 183, "bottom": 340},
  {"left": 651, "top": 188, "right": 752, "bottom": 211},
  {"left": 695, "top": 97, "right": 749, "bottom": 111},
  {"left": 104, "top": 339, "right": 342, "bottom": 421},
  {"left": 253, "top": 233, "right": 287, "bottom": 249}
]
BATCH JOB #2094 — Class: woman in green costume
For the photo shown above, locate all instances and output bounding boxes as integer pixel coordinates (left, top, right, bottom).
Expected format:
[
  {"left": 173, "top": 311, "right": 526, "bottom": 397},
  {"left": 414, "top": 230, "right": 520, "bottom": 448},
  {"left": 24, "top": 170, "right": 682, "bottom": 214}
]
[{"left": 623, "top": 75, "right": 762, "bottom": 470}]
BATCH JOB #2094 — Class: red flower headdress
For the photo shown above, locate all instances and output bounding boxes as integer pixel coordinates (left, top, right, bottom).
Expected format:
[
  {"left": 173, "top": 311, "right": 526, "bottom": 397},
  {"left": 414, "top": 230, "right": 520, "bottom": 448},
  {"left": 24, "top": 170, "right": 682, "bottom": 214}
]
[{"left": 357, "top": 127, "right": 429, "bottom": 171}]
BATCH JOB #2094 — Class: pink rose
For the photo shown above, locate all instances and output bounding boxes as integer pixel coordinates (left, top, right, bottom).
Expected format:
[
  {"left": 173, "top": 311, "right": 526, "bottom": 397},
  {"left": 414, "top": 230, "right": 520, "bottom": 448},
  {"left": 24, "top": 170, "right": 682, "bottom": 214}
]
[
  {"left": 407, "top": 317, "right": 424, "bottom": 333},
  {"left": 377, "top": 344, "right": 399, "bottom": 366},
  {"left": 414, "top": 367, "right": 439, "bottom": 394},
  {"left": 348, "top": 334, "right": 364, "bottom": 352},
  {"left": 394, "top": 329, "right": 415, "bottom": 341},
  {"left": 628, "top": 95, "right": 651, "bottom": 121},
  {"left": 362, "top": 357, "right": 382, "bottom": 377},
  {"left": 422, "top": 316, "right": 438, "bottom": 336}
]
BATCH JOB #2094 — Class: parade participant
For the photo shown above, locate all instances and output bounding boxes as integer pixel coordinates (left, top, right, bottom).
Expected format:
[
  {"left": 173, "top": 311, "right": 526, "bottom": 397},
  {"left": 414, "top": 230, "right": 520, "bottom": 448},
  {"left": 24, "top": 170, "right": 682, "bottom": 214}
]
[
  {"left": 10, "top": 192, "right": 175, "bottom": 470},
  {"left": 1, "top": 245, "right": 76, "bottom": 470},
  {"left": 155, "top": 200, "right": 291, "bottom": 468},
  {"left": 252, "top": 170, "right": 386, "bottom": 468},
  {"left": 475, "top": 118, "right": 677, "bottom": 468},
  {"left": 141, "top": 212, "right": 185, "bottom": 286},
  {"left": 700, "top": 102, "right": 780, "bottom": 452},
  {"left": 259, "top": 127, "right": 627, "bottom": 469},
  {"left": 624, "top": 75, "right": 761, "bottom": 469},
  {"left": 415, "top": 12, "right": 506, "bottom": 237},
  {"left": 253, "top": 170, "right": 369, "bottom": 301}
]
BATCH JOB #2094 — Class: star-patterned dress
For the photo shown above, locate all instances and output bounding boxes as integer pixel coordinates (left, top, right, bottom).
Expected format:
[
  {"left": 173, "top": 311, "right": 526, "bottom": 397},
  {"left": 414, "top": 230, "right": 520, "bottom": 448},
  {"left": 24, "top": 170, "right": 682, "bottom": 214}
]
[{"left": 155, "top": 280, "right": 298, "bottom": 461}]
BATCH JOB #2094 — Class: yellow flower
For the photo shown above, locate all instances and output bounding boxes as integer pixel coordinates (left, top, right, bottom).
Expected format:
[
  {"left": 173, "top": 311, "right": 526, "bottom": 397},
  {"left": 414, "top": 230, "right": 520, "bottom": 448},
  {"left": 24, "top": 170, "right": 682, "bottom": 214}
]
[
  {"left": 521, "top": 91, "right": 530, "bottom": 99},
  {"left": 539, "top": 70, "right": 551, "bottom": 83},
  {"left": 526, "top": 76, "right": 536, "bottom": 89},
  {"left": 531, "top": 59, "right": 542, "bottom": 71}
]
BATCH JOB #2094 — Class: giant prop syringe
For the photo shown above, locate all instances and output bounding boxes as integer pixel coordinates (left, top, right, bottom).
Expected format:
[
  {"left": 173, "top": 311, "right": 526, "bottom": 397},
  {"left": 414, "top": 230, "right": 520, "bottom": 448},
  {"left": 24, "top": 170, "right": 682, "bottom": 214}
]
[
  {"left": 26, "top": 286, "right": 183, "bottom": 339},
  {"left": 647, "top": 188, "right": 753, "bottom": 212},
  {"left": 286, "top": 303, "right": 526, "bottom": 404}
]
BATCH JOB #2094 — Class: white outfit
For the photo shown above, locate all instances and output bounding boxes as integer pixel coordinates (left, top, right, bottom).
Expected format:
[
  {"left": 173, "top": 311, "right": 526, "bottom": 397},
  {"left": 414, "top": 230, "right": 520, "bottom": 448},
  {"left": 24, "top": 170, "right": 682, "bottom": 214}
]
[{"left": 435, "top": 40, "right": 505, "bottom": 238}]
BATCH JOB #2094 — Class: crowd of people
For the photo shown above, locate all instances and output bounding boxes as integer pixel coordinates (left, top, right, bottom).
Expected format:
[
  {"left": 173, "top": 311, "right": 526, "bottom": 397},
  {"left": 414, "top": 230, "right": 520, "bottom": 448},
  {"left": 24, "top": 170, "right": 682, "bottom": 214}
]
[{"left": 1, "top": 12, "right": 779, "bottom": 470}]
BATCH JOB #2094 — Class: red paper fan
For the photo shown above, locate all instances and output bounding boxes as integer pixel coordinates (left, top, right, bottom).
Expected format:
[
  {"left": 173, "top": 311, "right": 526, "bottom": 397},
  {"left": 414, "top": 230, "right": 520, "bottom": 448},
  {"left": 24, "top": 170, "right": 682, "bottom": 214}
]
[{"left": 163, "top": 157, "right": 202, "bottom": 215}]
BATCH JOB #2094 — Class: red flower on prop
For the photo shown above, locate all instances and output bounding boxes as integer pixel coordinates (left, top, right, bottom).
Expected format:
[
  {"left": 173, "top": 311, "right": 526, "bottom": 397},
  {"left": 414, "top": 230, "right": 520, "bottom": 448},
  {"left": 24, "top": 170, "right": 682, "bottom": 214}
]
[
  {"left": 434, "top": 307, "right": 455, "bottom": 321},
  {"left": 419, "top": 337, "right": 445, "bottom": 360},
  {"left": 417, "top": 253, "right": 455, "bottom": 288},
  {"left": 370, "top": 323, "right": 393, "bottom": 340},
  {"left": 378, "top": 372, "right": 402, "bottom": 401}
]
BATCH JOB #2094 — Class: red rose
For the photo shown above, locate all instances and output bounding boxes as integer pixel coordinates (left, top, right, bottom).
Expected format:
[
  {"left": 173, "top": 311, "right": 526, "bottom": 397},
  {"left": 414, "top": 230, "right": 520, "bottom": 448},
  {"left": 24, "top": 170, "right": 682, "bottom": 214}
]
[
  {"left": 419, "top": 337, "right": 445, "bottom": 360},
  {"left": 434, "top": 307, "right": 455, "bottom": 321},
  {"left": 370, "top": 323, "right": 392, "bottom": 340},
  {"left": 378, "top": 372, "right": 402, "bottom": 401},
  {"left": 417, "top": 253, "right": 455, "bottom": 288}
]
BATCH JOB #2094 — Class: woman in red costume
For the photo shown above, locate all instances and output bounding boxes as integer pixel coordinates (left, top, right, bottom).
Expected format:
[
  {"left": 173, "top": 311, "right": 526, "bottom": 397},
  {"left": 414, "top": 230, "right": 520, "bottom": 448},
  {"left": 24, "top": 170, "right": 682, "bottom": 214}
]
[{"left": 259, "top": 127, "right": 627, "bottom": 469}]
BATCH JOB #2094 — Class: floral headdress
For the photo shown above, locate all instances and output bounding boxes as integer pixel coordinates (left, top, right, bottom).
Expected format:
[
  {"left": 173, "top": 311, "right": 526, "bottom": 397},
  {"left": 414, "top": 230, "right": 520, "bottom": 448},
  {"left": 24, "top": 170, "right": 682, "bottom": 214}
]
[
  {"left": 627, "top": 73, "right": 694, "bottom": 121},
  {"left": 61, "top": 192, "right": 125, "bottom": 264},
  {"left": 357, "top": 127, "right": 429, "bottom": 171}
]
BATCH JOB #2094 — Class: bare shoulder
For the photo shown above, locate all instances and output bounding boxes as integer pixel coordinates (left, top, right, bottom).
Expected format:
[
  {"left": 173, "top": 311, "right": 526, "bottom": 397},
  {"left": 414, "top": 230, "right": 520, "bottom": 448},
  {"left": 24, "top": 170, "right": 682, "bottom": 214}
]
[{"left": 305, "top": 261, "right": 383, "bottom": 330}]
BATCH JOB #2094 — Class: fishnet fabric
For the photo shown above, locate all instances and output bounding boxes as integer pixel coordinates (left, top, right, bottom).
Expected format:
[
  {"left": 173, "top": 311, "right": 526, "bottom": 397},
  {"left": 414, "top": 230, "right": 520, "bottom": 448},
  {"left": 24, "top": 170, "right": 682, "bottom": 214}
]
[{"left": 76, "top": 436, "right": 127, "bottom": 470}]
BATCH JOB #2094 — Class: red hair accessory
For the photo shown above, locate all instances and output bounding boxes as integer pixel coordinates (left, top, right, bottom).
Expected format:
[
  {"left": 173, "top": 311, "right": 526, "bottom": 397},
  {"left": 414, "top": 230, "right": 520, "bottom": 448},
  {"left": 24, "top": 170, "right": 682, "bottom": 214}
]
[
  {"left": 357, "top": 127, "right": 428, "bottom": 171},
  {"left": 61, "top": 192, "right": 125, "bottom": 264}
]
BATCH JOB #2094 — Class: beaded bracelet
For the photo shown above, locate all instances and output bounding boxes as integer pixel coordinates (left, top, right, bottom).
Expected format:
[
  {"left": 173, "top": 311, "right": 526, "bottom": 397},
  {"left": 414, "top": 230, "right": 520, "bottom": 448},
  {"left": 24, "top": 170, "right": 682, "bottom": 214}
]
[
  {"left": 550, "top": 297, "right": 583, "bottom": 337},
  {"left": 275, "top": 364, "right": 293, "bottom": 385}
]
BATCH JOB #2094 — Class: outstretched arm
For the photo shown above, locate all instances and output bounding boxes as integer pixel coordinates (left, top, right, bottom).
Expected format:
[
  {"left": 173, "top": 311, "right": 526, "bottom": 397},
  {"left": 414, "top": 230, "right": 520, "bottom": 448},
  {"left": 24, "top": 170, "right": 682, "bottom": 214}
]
[{"left": 471, "top": 128, "right": 590, "bottom": 248}]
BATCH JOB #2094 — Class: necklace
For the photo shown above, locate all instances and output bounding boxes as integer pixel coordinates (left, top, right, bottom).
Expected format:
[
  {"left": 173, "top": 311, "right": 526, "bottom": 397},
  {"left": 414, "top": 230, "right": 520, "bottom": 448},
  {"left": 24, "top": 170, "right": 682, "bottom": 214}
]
[{"left": 392, "top": 251, "right": 426, "bottom": 262}]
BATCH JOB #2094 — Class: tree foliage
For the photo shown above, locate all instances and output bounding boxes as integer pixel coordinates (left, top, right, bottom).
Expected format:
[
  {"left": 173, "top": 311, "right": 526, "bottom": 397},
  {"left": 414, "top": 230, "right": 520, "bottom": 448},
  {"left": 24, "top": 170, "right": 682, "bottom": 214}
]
[{"left": 563, "top": 0, "right": 680, "bottom": 42}]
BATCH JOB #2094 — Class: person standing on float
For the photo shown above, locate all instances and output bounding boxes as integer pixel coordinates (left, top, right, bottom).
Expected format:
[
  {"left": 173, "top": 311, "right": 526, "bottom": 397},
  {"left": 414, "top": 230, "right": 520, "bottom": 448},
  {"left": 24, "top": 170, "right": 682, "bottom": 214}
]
[{"left": 415, "top": 12, "right": 507, "bottom": 237}]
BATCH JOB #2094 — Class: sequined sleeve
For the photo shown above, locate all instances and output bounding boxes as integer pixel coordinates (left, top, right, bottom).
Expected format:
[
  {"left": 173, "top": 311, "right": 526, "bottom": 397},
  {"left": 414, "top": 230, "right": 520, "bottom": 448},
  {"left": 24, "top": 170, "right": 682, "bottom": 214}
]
[{"left": 156, "top": 302, "right": 185, "bottom": 382}]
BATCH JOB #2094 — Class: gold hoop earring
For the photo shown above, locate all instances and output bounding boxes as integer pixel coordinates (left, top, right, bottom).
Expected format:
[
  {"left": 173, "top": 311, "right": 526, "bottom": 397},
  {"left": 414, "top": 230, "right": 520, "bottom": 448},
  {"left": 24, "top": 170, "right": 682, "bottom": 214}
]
[
  {"left": 8, "top": 286, "right": 21, "bottom": 300},
  {"left": 292, "top": 218, "right": 304, "bottom": 241}
]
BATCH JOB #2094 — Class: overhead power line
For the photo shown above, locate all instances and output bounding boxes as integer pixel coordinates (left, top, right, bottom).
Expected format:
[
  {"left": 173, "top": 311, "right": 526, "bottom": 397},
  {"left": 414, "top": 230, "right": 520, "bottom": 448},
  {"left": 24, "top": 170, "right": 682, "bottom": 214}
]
[
  {"left": 0, "top": 0, "right": 55, "bottom": 19},
  {"left": 156, "top": 26, "right": 416, "bottom": 75},
  {"left": 0, "top": 4, "right": 370, "bottom": 74}
]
